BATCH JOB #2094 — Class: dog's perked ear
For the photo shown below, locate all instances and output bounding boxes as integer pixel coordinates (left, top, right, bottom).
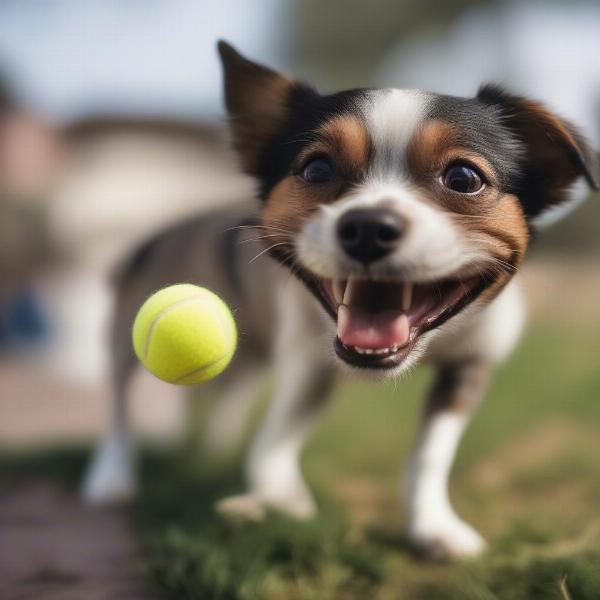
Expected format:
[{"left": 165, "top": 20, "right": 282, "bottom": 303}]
[
  {"left": 217, "top": 41, "right": 296, "bottom": 176},
  {"left": 477, "top": 84, "right": 600, "bottom": 224}
]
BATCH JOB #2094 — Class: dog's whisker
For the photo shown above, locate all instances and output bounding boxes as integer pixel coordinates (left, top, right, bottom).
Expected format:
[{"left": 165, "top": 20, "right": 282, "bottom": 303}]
[
  {"left": 225, "top": 225, "right": 266, "bottom": 233},
  {"left": 482, "top": 256, "right": 518, "bottom": 273},
  {"left": 226, "top": 224, "right": 271, "bottom": 232},
  {"left": 248, "top": 242, "right": 290, "bottom": 264},
  {"left": 238, "top": 234, "right": 294, "bottom": 245}
]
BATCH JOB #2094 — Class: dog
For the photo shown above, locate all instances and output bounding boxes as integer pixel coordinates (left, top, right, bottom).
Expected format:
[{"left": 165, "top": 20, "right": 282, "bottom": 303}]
[{"left": 83, "top": 41, "right": 599, "bottom": 559}]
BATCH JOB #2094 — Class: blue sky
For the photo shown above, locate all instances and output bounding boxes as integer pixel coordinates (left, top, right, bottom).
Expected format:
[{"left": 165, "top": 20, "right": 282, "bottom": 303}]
[{"left": 0, "top": 0, "right": 289, "bottom": 123}]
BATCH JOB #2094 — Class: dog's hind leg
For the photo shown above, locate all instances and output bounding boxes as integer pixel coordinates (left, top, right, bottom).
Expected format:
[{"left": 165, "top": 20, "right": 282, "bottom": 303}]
[
  {"left": 82, "top": 287, "right": 142, "bottom": 505},
  {"left": 217, "top": 278, "right": 335, "bottom": 521},
  {"left": 81, "top": 352, "right": 137, "bottom": 504},
  {"left": 404, "top": 359, "right": 490, "bottom": 559}
]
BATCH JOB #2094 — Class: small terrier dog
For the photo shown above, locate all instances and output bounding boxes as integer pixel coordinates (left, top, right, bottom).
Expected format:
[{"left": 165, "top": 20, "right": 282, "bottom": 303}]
[{"left": 84, "top": 41, "right": 599, "bottom": 559}]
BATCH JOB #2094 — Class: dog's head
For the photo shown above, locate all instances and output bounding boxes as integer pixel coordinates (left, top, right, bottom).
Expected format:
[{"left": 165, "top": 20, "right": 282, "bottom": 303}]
[{"left": 218, "top": 41, "right": 599, "bottom": 375}]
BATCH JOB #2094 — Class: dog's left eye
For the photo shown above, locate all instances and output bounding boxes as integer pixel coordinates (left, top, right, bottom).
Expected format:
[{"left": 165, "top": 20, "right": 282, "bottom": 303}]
[
  {"left": 441, "top": 164, "right": 484, "bottom": 194},
  {"left": 303, "top": 158, "right": 334, "bottom": 183}
]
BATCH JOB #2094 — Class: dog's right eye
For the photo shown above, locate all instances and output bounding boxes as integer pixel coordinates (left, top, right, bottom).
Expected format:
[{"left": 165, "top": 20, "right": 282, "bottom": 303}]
[
  {"left": 302, "top": 158, "right": 334, "bottom": 184},
  {"left": 441, "top": 163, "right": 485, "bottom": 194}
]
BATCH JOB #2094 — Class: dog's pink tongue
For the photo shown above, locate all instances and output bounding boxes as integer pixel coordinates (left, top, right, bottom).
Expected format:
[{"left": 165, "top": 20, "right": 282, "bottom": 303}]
[{"left": 337, "top": 305, "right": 409, "bottom": 349}]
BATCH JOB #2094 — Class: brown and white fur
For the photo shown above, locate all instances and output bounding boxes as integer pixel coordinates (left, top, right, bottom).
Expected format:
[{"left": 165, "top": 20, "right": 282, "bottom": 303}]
[{"left": 83, "top": 42, "right": 599, "bottom": 559}]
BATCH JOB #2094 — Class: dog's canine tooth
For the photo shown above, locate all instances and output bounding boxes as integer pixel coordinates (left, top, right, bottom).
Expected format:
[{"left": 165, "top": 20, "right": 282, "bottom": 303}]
[
  {"left": 332, "top": 279, "right": 345, "bottom": 305},
  {"left": 343, "top": 277, "right": 356, "bottom": 305},
  {"left": 402, "top": 281, "right": 413, "bottom": 312}
]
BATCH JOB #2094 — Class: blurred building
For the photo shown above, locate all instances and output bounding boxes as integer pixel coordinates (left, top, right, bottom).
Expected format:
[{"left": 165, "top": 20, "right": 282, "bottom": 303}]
[
  {"left": 0, "top": 0, "right": 288, "bottom": 384},
  {"left": 379, "top": 1, "right": 600, "bottom": 145}
]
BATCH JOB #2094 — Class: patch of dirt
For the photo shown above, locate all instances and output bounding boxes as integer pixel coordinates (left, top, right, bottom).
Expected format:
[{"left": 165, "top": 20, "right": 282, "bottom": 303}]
[
  {"left": 469, "top": 420, "right": 585, "bottom": 490},
  {"left": 467, "top": 420, "right": 600, "bottom": 532},
  {"left": 329, "top": 477, "right": 393, "bottom": 528},
  {"left": 0, "top": 482, "right": 153, "bottom": 600}
]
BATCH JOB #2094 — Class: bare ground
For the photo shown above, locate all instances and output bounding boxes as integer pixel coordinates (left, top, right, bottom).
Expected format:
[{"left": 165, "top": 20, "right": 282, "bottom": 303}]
[{"left": 0, "top": 482, "right": 153, "bottom": 600}]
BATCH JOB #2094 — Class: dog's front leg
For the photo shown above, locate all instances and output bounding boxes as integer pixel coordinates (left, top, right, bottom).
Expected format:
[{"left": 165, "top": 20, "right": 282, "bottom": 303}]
[
  {"left": 217, "top": 278, "right": 335, "bottom": 521},
  {"left": 405, "top": 359, "right": 490, "bottom": 559}
]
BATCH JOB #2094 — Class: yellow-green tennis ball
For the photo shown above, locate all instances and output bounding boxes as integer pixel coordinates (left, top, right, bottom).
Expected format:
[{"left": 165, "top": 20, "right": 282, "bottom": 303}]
[{"left": 132, "top": 284, "right": 237, "bottom": 385}]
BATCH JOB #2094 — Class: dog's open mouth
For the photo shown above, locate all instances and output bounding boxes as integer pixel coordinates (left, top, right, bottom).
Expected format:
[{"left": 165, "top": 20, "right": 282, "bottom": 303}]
[
  {"left": 265, "top": 243, "right": 490, "bottom": 370},
  {"left": 315, "top": 276, "right": 486, "bottom": 369}
]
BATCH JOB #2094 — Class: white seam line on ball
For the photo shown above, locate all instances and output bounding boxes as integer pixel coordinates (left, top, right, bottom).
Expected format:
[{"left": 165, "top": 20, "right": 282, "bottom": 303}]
[{"left": 175, "top": 352, "right": 228, "bottom": 384}]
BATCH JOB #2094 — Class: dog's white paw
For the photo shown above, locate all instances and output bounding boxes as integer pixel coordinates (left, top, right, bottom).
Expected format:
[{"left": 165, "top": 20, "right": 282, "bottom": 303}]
[
  {"left": 81, "top": 436, "right": 135, "bottom": 505},
  {"left": 215, "top": 494, "right": 267, "bottom": 522},
  {"left": 409, "top": 515, "right": 486, "bottom": 560},
  {"left": 272, "top": 491, "right": 317, "bottom": 520},
  {"left": 216, "top": 491, "right": 317, "bottom": 522}
]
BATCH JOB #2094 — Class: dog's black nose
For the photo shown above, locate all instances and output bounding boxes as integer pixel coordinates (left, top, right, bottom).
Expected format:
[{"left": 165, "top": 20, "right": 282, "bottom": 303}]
[{"left": 337, "top": 208, "right": 407, "bottom": 264}]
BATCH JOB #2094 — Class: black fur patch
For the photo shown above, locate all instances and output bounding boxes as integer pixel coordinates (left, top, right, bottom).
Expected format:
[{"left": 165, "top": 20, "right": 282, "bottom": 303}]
[
  {"left": 428, "top": 94, "right": 524, "bottom": 193},
  {"left": 476, "top": 84, "right": 599, "bottom": 218},
  {"left": 255, "top": 86, "right": 370, "bottom": 198}
]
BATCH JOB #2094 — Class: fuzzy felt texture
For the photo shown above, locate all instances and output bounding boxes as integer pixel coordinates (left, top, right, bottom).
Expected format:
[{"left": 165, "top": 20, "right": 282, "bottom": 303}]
[{"left": 132, "top": 284, "right": 237, "bottom": 384}]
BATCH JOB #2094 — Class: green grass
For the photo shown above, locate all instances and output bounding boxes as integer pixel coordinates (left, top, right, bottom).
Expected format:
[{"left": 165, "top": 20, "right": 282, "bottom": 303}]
[{"left": 2, "top": 318, "right": 600, "bottom": 599}]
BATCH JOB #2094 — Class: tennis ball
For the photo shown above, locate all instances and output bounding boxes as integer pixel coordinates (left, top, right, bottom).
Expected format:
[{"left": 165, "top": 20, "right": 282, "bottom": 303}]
[{"left": 132, "top": 284, "right": 237, "bottom": 385}]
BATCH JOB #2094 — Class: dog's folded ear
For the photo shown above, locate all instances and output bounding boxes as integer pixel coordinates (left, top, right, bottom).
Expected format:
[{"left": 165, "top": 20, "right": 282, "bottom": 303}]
[
  {"left": 477, "top": 84, "right": 600, "bottom": 224},
  {"left": 217, "top": 41, "right": 295, "bottom": 176}
]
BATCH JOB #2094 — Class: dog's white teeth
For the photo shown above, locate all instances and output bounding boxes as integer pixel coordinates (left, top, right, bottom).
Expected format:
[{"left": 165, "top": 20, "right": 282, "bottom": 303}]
[
  {"left": 343, "top": 277, "right": 357, "bottom": 306},
  {"left": 332, "top": 279, "right": 346, "bottom": 305},
  {"left": 402, "top": 281, "right": 413, "bottom": 312},
  {"left": 352, "top": 346, "right": 370, "bottom": 355},
  {"left": 350, "top": 345, "right": 399, "bottom": 356}
]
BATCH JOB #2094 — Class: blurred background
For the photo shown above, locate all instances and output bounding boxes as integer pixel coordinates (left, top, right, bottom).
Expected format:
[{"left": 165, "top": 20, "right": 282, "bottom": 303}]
[{"left": 1, "top": 1, "right": 599, "bottom": 599}]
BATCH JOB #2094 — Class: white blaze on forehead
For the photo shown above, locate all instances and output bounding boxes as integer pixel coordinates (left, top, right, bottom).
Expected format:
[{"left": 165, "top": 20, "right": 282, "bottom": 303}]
[
  {"left": 296, "top": 89, "right": 478, "bottom": 287},
  {"left": 361, "top": 89, "right": 430, "bottom": 179}
]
